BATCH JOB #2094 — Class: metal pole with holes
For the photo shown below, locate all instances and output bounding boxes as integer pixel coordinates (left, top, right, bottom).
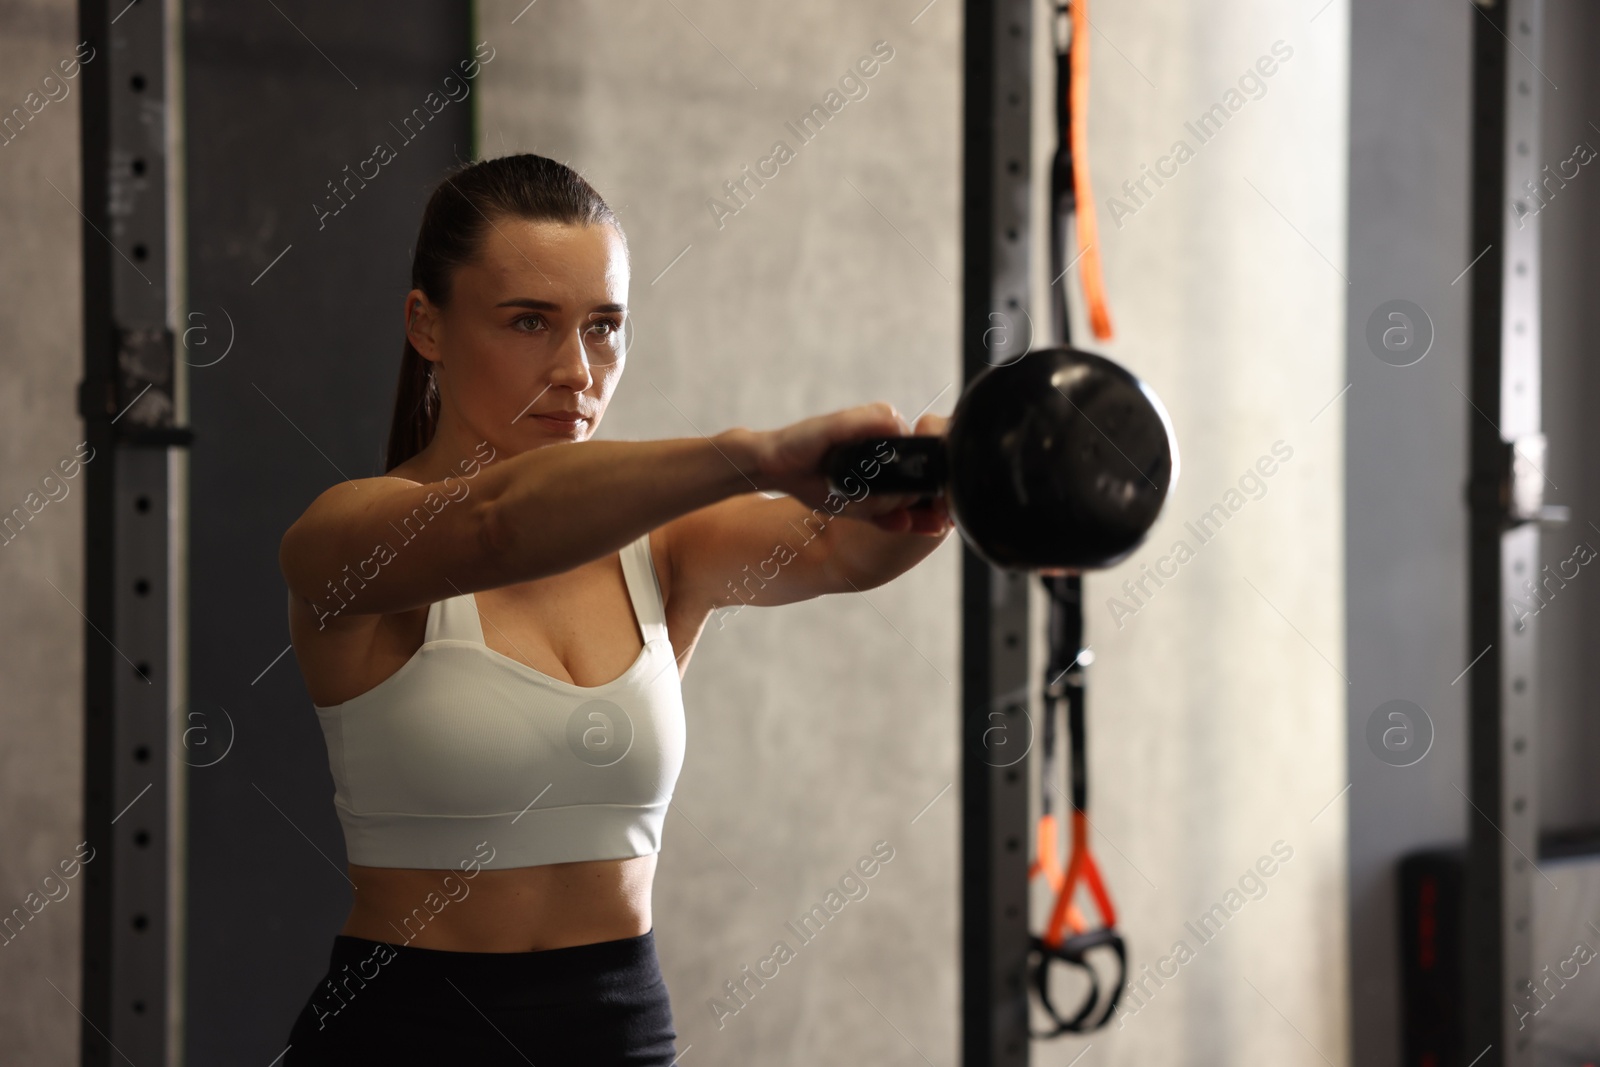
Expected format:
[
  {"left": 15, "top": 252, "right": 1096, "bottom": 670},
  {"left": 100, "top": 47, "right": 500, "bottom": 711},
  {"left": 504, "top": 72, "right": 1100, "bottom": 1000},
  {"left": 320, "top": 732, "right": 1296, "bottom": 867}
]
[
  {"left": 961, "top": 1, "right": 1035, "bottom": 1063},
  {"left": 1464, "top": 0, "right": 1549, "bottom": 1062},
  {"left": 77, "top": 0, "right": 191, "bottom": 1063}
]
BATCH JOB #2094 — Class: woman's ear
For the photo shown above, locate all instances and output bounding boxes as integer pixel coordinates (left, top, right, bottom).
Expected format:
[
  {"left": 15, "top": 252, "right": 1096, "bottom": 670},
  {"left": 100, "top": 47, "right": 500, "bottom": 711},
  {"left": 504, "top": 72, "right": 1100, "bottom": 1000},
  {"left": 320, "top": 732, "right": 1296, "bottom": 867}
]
[{"left": 404, "top": 289, "right": 441, "bottom": 362}]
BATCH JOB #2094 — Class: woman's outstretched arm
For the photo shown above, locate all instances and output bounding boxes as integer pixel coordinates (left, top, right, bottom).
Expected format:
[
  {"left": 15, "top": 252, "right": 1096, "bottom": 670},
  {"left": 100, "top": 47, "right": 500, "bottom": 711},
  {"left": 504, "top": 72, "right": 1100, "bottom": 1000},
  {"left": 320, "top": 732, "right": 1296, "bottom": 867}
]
[
  {"left": 654, "top": 412, "right": 954, "bottom": 628},
  {"left": 278, "top": 404, "right": 916, "bottom": 623}
]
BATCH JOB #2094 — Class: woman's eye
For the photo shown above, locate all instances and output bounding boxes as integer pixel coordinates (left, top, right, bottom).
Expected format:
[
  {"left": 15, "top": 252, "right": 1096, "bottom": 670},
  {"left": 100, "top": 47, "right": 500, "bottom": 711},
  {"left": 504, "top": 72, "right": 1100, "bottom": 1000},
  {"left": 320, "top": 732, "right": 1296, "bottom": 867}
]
[
  {"left": 588, "top": 319, "right": 621, "bottom": 336},
  {"left": 514, "top": 315, "right": 546, "bottom": 332}
]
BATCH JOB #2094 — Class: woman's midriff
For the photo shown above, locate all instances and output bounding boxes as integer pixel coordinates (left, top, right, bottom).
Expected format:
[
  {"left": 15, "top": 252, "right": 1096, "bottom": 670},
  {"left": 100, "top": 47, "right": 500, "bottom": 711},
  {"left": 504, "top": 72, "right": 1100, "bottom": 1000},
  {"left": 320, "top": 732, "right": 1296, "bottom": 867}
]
[{"left": 340, "top": 853, "right": 657, "bottom": 952}]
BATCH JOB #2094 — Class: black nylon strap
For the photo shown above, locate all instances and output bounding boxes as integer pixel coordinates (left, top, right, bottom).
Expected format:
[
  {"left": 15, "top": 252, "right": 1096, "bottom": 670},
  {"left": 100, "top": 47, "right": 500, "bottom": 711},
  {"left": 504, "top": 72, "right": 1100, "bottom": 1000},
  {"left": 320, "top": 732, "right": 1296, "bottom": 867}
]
[{"left": 1029, "top": 2, "right": 1125, "bottom": 1038}]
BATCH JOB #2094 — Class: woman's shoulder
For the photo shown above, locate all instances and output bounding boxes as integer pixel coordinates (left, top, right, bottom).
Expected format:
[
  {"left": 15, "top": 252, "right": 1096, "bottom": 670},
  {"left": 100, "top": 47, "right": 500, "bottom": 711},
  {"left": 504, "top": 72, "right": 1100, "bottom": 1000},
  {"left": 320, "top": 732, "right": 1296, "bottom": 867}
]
[{"left": 279, "top": 469, "right": 449, "bottom": 706}]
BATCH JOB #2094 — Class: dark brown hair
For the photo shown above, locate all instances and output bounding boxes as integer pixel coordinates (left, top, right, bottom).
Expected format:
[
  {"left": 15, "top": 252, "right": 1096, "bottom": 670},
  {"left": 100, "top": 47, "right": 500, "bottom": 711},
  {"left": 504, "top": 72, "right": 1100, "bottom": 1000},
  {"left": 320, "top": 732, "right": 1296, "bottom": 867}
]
[{"left": 384, "top": 154, "right": 625, "bottom": 472}]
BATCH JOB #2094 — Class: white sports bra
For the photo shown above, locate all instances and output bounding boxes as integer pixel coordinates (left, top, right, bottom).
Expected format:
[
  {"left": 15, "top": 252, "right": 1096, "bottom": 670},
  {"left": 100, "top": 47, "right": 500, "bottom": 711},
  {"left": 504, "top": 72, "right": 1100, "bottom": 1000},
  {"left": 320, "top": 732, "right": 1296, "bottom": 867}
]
[{"left": 311, "top": 532, "right": 686, "bottom": 870}]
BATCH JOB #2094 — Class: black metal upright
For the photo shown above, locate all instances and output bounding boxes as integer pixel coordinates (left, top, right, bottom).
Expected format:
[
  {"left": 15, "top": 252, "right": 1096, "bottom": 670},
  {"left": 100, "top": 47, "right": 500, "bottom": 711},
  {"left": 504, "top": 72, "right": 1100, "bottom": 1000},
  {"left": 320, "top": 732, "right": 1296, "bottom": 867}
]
[
  {"left": 961, "top": 1, "right": 1035, "bottom": 1064},
  {"left": 1464, "top": 0, "right": 1545, "bottom": 1063},
  {"left": 77, "top": 0, "right": 188, "bottom": 1064}
]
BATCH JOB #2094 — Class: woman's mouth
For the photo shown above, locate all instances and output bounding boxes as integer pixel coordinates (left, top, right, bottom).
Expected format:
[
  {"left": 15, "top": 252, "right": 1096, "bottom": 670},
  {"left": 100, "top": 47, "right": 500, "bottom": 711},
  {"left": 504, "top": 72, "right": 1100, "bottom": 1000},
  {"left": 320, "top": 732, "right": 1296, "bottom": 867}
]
[{"left": 530, "top": 412, "right": 587, "bottom": 431}]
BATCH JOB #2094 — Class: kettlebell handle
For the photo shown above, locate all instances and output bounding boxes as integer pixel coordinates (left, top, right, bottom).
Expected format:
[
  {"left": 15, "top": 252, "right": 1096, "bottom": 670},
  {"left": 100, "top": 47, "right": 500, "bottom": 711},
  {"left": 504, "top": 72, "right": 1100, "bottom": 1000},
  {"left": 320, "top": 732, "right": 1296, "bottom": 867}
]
[{"left": 821, "top": 437, "right": 948, "bottom": 497}]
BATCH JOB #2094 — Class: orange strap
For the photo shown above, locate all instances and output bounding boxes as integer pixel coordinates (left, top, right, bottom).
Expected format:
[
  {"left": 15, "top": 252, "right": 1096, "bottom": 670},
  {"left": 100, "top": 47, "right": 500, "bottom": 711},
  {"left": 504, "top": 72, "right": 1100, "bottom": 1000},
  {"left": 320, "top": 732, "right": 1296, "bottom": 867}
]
[
  {"left": 1029, "top": 812, "right": 1066, "bottom": 893},
  {"left": 1030, "top": 813, "right": 1089, "bottom": 933},
  {"left": 1042, "top": 811, "right": 1118, "bottom": 949},
  {"left": 1069, "top": 0, "right": 1114, "bottom": 340}
]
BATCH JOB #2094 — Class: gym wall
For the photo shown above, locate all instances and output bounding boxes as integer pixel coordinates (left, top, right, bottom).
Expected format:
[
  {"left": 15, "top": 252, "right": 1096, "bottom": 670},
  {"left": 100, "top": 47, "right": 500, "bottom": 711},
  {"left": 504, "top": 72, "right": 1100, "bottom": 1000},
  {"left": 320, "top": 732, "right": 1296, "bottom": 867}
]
[
  {"left": 0, "top": 0, "right": 89, "bottom": 1061},
  {"left": 39, "top": 0, "right": 1595, "bottom": 1063},
  {"left": 1348, "top": 0, "right": 1600, "bottom": 1062},
  {"left": 476, "top": 0, "right": 1350, "bottom": 1064},
  {"left": 1536, "top": 0, "right": 1600, "bottom": 847},
  {"left": 476, "top": 2, "right": 965, "bottom": 1062},
  {"left": 1037, "top": 0, "right": 1349, "bottom": 1063},
  {"left": 1343, "top": 2, "right": 1474, "bottom": 1060},
  {"left": 179, "top": 3, "right": 476, "bottom": 1063},
  {"left": 1517, "top": 0, "right": 1600, "bottom": 1059}
]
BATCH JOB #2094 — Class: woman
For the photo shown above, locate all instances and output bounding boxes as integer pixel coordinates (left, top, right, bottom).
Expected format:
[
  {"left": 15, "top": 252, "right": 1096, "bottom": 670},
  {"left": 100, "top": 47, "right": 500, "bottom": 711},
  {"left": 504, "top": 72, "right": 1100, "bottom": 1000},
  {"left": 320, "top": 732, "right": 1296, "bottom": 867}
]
[{"left": 278, "top": 153, "right": 953, "bottom": 1065}]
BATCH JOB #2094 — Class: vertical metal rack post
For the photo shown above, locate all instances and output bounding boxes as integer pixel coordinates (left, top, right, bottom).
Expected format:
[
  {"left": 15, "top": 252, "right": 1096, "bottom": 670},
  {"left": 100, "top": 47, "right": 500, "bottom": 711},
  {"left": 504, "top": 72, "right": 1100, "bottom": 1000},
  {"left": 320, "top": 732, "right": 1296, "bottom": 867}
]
[
  {"left": 77, "top": 0, "right": 188, "bottom": 1062},
  {"left": 961, "top": 1, "right": 1036, "bottom": 1064},
  {"left": 1464, "top": 0, "right": 1545, "bottom": 1063}
]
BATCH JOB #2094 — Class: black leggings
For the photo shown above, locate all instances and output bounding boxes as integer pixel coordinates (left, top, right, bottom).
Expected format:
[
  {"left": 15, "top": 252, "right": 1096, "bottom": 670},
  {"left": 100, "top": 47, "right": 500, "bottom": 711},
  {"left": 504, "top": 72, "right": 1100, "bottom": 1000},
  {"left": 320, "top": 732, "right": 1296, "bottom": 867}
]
[{"left": 283, "top": 930, "right": 678, "bottom": 1066}]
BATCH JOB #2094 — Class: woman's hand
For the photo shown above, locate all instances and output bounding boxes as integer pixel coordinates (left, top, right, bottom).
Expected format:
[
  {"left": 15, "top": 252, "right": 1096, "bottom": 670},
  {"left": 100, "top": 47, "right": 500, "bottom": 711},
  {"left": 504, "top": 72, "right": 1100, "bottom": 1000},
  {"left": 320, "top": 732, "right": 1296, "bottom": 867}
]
[
  {"left": 862, "top": 412, "right": 954, "bottom": 535},
  {"left": 751, "top": 402, "right": 930, "bottom": 524},
  {"left": 661, "top": 408, "right": 956, "bottom": 623},
  {"left": 816, "top": 408, "right": 956, "bottom": 588}
]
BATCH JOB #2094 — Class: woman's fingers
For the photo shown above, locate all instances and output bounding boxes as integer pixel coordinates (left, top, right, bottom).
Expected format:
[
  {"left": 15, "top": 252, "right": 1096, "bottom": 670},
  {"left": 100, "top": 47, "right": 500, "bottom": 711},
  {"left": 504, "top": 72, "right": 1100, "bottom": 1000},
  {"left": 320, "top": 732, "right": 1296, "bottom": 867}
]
[
  {"left": 870, "top": 508, "right": 914, "bottom": 534},
  {"left": 865, "top": 496, "right": 953, "bottom": 536},
  {"left": 905, "top": 497, "right": 951, "bottom": 535},
  {"left": 915, "top": 499, "right": 947, "bottom": 534},
  {"left": 761, "top": 402, "right": 950, "bottom": 509},
  {"left": 853, "top": 490, "right": 920, "bottom": 518}
]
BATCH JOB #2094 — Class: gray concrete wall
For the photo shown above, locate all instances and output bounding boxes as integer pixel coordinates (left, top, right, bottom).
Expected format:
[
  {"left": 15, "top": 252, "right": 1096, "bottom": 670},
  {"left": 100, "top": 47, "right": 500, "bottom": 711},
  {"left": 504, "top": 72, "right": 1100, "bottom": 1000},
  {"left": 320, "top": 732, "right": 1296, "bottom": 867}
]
[
  {"left": 1339, "top": 0, "right": 1600, "bottom": 1060},
  {"left": 1529, "top": 2, "right": 1600, "bottom": 1062},
  {"left": 1046, "top": 0, "right": 1349, "bottom": 1063},
  {"left": 0, "top": 0, "right": 87, "bottom": 1062},
  {"left": 478, "top": 0, "right": 1349, "bottom": 1063},
  {"left": 0, "top": 0, "right": 1358, "bottom": 1062},
  {"left": 1345, "top": 0, "right": 1471, "bottom": 1063},
  {"left": 479, "top": 3, "right": 963, "bottom": 1062},
  {"left": 1536, "top": 0, "right": 1600, "bottom": 842},
  {"left": 1530, "top": 857, "right": 1600, "bottom": 1063},
  {"left": 180, "top": 4, "right": 476, "bottom": 1061}
]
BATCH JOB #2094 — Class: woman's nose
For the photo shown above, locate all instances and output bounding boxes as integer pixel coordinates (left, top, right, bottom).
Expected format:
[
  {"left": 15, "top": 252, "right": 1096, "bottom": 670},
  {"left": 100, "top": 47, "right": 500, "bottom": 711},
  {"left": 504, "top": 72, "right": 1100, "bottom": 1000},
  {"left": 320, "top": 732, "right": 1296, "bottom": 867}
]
[{"left": 547, "top": 330, "right": 594, "bottom": 390}]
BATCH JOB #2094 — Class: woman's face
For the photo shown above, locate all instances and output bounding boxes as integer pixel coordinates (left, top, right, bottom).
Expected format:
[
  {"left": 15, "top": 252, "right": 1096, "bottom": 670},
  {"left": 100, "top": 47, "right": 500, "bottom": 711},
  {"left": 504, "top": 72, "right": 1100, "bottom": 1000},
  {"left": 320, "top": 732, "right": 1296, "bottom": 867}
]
[{"left": 407, "top": 218, "right": 629, "bottom": 453}]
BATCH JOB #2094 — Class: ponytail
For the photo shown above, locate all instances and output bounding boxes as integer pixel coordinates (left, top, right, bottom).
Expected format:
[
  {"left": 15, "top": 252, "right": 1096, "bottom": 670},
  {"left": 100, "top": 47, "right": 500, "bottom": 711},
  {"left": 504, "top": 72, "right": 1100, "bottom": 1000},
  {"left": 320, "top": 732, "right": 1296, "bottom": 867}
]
[{"left": 384, "top": 338, "right": 441, "bottom": 473}]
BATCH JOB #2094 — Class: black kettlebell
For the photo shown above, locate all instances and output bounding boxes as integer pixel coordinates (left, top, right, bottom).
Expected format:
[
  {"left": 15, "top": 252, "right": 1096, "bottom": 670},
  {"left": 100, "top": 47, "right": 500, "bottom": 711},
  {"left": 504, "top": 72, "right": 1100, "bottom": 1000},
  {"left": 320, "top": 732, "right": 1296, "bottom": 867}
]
[{"left": 820, "top": 346, "right": 1179, "bottom": 571}]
